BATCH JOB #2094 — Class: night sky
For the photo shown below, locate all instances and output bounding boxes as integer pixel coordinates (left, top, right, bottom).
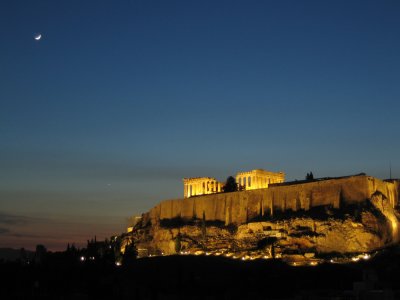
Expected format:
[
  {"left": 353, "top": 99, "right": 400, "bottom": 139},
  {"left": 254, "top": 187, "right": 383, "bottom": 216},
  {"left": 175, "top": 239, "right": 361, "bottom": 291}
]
[{"left": 1, "top": 0, "right": 400, "bottom": 250}]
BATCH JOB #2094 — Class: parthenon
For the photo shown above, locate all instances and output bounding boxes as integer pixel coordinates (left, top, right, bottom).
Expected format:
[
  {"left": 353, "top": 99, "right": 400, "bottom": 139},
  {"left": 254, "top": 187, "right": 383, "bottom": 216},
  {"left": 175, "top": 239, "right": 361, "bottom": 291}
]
[
  {"left": 183, "top": 177, "right": 222, "bottom": 198},
  {"left": 236, "top": 169, "right": 285, "bottom": 190},
  {"left": 183, "top": 169, "right": 285, "bottom": 198}
]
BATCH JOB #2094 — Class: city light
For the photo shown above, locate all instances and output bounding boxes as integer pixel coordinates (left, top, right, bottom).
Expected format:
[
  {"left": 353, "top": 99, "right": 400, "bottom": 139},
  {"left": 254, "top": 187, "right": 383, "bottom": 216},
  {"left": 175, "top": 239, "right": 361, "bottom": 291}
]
[{"left": 139, "top": 247, "right": 379, "bottom": 266}]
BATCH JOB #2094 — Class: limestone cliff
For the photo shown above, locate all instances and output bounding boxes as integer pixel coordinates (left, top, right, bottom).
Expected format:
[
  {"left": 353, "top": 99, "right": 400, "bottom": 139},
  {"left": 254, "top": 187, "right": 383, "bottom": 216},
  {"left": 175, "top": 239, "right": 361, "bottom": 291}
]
[{"left": 127, "top": 175, "right": 400, "bottom": 256}]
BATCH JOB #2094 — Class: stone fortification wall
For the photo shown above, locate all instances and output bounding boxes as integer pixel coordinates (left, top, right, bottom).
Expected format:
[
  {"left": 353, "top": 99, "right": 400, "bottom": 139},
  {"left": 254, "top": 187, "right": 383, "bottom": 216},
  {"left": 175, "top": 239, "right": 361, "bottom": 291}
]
[{"left": 147, "top": 176, "right": 399, "bottom": 226}]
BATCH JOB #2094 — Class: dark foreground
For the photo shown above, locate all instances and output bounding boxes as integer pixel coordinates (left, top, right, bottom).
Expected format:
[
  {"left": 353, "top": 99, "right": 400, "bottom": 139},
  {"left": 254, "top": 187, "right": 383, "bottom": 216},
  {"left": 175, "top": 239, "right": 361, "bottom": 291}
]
[{"left": 2, "top": 248, "right": 400, "bottom": 299}]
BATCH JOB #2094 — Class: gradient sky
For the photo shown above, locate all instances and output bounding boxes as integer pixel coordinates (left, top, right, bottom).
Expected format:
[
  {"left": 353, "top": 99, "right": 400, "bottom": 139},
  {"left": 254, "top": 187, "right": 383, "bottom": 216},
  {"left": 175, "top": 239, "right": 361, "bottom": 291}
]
[{"left": 1, "top": 0, "right": 400, "bottom": 250}]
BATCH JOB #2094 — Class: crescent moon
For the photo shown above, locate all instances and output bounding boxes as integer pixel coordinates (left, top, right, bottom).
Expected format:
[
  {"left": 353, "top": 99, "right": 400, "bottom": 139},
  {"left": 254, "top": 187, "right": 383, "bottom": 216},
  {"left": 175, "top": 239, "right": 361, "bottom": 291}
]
[{"left": 34, "top": 34, "right": 42, "bottom": 41}]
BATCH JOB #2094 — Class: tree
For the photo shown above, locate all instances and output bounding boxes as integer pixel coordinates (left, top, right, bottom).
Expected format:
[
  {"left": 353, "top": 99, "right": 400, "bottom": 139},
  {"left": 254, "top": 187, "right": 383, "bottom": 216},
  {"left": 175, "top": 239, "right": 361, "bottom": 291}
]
[
  {"left": 19, "top": 248, "right": 28, "bottom": 265},
  {"left": 34, "top": 244, "right": 47, "bottom": 265},
  {"left": 112, "top": 235, "right": 123, "bottom": 264},
  {"left": 174, "top": 233, "right": 182, "bottom": 253},
  {"left": 122, "top": 242, "right": 137, "bottom": 267},
  {"left": 223, "top": 176, "right": 238, "bottom": 193},
  {"left": 305, "top": 172, "right": 314, "bottom": 181},
  {"left": 257, "top": 237, "right": 278, "bottom": 259},
  {"left": 201, "top": 211, "right": 206, "bottom": 240}
]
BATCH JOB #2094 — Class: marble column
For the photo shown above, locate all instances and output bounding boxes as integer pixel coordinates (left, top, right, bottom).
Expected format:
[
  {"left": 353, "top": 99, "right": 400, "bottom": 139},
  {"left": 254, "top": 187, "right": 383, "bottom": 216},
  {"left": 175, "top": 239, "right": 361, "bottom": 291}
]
[{"left": 184, "top": 184, "right": 187, "bottom": 198}]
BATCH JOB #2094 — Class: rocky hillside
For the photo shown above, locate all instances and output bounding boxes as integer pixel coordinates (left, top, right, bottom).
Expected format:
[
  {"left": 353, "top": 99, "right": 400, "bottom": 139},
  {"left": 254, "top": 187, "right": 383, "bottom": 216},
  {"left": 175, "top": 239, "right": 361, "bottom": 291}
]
[{"left": 125, "top": 189, "right": 400, "bottom": 257}]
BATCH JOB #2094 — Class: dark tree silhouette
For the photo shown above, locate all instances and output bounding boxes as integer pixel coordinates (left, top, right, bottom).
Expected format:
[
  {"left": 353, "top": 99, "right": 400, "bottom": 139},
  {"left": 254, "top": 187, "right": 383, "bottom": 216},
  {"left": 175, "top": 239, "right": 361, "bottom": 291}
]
[
  {"left": 122, "top": 242, "right": 137, "bottom": 267},
  {"left": 257, "top": 237, "right": 278, "bottom": 259},
  {"left": 201, "top": 211, "right": 206, "bottom": 240},
  {"left": 34, "top": 244, "right": 47, "bottom": 265},
  {"left": 19, "top": 247, "right": 28, "bottom": 264},
  {"left": 174, "top": 233, "right": 182, "bottom": 253},
  {"left": 306, "top": 172, "right": 314, "bottom": 181},
  {"left": 223, "top": 176, "right": 238, "bottom": 193}
]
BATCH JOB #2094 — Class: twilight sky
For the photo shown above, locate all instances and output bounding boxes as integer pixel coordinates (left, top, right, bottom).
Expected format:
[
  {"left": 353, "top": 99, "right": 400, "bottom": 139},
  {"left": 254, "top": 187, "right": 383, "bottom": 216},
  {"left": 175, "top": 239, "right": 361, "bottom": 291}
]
[{"left": 1, "top": 0, "right": 400, "bottom": 250}]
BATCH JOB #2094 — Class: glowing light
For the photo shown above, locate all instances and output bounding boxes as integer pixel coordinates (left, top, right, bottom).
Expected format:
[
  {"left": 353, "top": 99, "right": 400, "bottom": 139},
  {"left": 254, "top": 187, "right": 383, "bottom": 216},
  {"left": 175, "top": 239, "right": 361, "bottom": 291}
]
[
  {"left": 115, "top": 262, "right": 121, "bottom": 266},
  {"left": 389, "top": 215, "right": 398, "bottom": 239},
  {"left": 80, "top": 256, "right": 85, "bottom": 261},
  {"left": 351, "top": 257, "right": 360, "bottom": 262},
  {"left": 362, "top": 254, "right": 370, "bottom": 260}
]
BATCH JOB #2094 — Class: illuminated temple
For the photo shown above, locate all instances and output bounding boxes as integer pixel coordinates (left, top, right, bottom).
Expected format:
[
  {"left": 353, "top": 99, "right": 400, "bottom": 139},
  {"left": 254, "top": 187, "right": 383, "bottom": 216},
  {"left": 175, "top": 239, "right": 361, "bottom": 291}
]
[{"left": 183, "top": 169, "right": 285, "bottom": 198}]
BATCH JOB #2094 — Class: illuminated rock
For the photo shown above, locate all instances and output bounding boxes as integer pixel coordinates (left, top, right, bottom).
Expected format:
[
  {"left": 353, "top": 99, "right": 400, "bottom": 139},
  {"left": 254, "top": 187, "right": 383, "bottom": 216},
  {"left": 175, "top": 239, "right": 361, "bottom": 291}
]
[{"left": 129, "top": 175, "right": 400, "bottom": 255}]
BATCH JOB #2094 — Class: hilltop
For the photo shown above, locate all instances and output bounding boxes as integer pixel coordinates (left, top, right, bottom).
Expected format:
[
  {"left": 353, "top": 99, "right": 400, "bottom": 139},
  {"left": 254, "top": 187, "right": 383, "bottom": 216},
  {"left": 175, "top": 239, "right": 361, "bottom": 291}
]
[{"left": 125, "top": 175, "right": 400, "bottom": 261}]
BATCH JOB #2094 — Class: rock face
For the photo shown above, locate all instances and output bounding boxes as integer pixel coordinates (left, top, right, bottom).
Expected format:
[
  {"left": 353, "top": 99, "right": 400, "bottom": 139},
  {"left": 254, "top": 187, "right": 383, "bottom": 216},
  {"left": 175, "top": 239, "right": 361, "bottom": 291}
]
[{"left": 129, "top": 176, "right": 400, "bottom": 255}]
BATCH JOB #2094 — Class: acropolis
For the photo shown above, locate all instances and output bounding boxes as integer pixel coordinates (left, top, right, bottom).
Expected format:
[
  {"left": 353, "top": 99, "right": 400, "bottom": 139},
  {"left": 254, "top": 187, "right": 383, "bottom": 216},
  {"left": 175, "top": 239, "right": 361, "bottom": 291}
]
[
  {"left": 127, "top": 172, "right": 400, "bottom": 257},
  {"left": 183, "top": 168, "right": 285, "bottom": 198}
]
